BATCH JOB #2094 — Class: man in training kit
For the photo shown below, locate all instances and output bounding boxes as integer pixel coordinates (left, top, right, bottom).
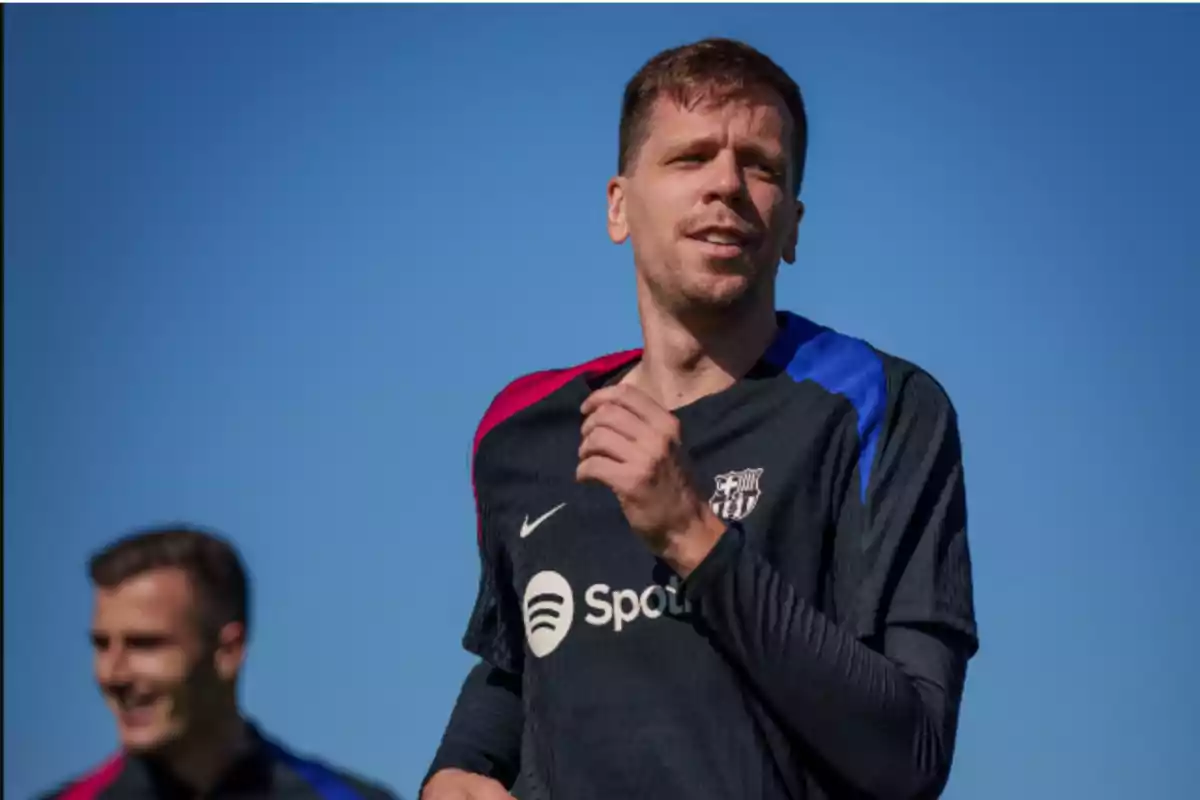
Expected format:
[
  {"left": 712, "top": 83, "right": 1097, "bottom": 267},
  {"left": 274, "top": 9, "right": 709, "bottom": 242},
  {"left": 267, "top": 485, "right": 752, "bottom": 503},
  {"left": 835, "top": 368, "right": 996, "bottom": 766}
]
[
  {"left": 39, "top": 526, "right": 400, "bottom": 800},
  {"left": 423, "top": 38, "right": 979, "bottom": 800}
]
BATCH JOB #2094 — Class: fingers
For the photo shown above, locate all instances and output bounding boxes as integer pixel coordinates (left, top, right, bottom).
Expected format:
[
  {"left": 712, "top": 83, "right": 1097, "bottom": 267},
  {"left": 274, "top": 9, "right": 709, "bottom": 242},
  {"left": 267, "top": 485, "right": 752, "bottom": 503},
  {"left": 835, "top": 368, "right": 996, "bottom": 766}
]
[
  {"left": 578, "top": 416, "right": 644, "bottom": 492},
  {"left": 581, "top": 384, "right": 680, "bottom": 442},
  {"left": 475, "top": 782, "right": 517, "bottom": 800},
  {"left": 579, "top": 425, "right": 634, "bottom": 464},
  {"left": 576, "top": 453, "right": 624, "bottom": 489},
  {"left": 576, "top": 427, "right": 653, "bottom": 493},
  {"left": 580, "top": 400, "right": 645, "bottom": 447},
  {"left": 421, "top": 770, "right": 515, "bottom": 800}
]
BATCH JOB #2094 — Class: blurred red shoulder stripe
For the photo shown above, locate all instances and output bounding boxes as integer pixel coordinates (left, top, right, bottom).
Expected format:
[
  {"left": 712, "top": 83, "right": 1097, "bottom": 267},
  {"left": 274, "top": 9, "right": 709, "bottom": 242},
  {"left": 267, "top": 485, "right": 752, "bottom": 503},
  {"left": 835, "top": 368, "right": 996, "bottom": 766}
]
[{"left": 60, "top": 755, "right": 124, "bottom": 800}]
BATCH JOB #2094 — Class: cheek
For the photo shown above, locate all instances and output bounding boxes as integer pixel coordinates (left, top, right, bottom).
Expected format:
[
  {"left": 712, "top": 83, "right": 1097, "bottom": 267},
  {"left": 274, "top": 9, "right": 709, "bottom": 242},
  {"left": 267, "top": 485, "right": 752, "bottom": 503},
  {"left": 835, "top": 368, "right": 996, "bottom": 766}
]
[
  {"left": 128, "top": 649, "right": 192, "bottom": 687},
  {"left": 756, "top": 195, "right": 794, "bottom": 248},
  {"left": 625, "top": 198, "right": 660, "bottom": 245},
  {"left": 628, "top": 183, "right": 688, "bottom": 241}
]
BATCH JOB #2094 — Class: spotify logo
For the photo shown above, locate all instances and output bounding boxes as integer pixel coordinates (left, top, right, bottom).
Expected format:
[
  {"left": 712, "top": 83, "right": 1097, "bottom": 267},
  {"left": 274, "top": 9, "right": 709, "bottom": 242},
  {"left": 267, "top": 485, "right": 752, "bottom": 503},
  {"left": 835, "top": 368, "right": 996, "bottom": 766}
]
[{"left": 522, "top": 570, "right": 575, "bottom": 658}]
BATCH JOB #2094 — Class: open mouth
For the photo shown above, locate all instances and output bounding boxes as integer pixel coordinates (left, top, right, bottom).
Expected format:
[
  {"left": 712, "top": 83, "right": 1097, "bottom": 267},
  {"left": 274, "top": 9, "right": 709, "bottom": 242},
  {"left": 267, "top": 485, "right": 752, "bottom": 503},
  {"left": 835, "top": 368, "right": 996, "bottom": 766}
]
[
  {"left": 687, "top": 227, "right": 758, "bottom": 254},
  {"left": 112, "top": 693, "right": 161, "bottom": 726}
]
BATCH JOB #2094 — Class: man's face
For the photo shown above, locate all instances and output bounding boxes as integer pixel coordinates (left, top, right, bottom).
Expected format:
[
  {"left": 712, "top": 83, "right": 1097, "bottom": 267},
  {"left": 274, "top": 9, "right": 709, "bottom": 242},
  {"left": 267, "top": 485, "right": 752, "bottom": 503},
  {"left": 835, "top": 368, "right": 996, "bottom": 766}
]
[
  {"left": 607, "top": 89, "right": 804, "bottom": 314},
  {"left": 91, "top": 568, "right": 234, "bottom": 754}
]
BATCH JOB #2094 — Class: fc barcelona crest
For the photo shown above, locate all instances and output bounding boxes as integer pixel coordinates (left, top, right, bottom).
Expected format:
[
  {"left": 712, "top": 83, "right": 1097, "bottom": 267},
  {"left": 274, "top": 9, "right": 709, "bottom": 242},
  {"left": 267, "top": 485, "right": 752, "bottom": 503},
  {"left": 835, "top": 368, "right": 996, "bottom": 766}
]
[{"left": 709, "top": 468, "right": 764, "bottom": 522}]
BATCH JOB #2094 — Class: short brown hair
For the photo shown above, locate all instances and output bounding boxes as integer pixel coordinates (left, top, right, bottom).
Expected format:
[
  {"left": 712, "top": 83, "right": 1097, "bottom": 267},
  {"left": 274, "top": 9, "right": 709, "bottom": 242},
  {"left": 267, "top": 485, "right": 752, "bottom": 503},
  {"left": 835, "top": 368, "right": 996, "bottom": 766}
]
[
  {"left": 618, "top": 38, "right": 809, "bottom": 196},
  {"left": 89, "top": 525, "right": 250, "bottom": 637}
]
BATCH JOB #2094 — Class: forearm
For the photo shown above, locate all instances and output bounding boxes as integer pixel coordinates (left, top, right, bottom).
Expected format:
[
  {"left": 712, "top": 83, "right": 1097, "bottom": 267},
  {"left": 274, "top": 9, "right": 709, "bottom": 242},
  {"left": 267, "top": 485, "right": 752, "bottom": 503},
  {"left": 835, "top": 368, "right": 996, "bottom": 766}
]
[
  {"left": 684, "top": 526, "right": 968, "bottom": 800},
  {"left": 425, "top": 661, "right": 523, "bottom": 787}
]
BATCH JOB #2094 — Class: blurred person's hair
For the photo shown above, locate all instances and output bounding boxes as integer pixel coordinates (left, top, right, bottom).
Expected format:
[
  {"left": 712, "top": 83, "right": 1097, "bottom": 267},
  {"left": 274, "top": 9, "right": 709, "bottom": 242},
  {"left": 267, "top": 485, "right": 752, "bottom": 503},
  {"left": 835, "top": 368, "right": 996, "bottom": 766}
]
[{"left": 89, "top": 524, "right": 250, "bottom": 639}]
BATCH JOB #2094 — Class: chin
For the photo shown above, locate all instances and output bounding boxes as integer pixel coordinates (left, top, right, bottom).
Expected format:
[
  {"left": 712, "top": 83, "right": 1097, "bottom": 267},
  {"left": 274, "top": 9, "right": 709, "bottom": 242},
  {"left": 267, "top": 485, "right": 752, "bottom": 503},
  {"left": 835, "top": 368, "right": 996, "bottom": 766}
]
[
  {"left": 119, "top": 725, "right": 180, "bottom": 756},
  {"left": 640, "top": 255, "right": 767, "bottom": 316},
  {"left": 680, "top": 273, "right": 758, "bottom": 310}
]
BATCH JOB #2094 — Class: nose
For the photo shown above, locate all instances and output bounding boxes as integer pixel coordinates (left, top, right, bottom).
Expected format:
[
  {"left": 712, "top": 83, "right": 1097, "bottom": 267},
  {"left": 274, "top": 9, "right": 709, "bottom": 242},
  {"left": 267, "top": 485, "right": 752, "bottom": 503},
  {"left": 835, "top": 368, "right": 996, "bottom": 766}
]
[
  {"left": 702, "top": 149, "right": 745, "bottom": 202},
  {"left": 96, "top": 643, "right": 132, "bottom": 690}
]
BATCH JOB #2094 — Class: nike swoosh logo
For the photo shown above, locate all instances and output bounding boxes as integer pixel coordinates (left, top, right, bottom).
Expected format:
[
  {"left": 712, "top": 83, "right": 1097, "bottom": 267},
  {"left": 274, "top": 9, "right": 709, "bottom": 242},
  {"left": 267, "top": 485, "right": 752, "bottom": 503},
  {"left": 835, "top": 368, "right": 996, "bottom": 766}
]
[{"left": 520, "top": 503, "right": 566, "bottom": 539}]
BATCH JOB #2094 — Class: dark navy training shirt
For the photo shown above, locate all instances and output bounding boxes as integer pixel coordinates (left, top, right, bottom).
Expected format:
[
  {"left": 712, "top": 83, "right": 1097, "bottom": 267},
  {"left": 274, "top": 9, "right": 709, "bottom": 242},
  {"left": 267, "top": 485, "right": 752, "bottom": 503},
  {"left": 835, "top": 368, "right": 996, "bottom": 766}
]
[
  {"left": 429, "top": 311, "right": 979, "bottom": 800},
  {"left": 39, "top": 725, "right": 399, "bottom": 800}
]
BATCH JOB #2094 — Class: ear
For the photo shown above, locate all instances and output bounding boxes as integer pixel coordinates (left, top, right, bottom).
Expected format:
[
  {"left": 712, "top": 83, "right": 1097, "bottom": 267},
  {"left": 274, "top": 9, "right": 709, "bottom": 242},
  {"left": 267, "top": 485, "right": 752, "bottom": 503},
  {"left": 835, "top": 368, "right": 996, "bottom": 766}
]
[
  {"left": 213, "top": 621, "right": 246, "bottom": 682},
  {"left": 607, "top": 176, "right": 629, "bottom": 245},
  {"left": 781, "top": 200, "right": 805, "bottom": 265}
]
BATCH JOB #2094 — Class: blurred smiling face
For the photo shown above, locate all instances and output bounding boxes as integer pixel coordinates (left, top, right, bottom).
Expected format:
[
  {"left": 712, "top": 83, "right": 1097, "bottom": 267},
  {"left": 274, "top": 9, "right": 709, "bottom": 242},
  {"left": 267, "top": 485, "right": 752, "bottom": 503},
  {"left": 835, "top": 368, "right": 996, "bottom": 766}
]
[{"left": 91, "top": 567, "right": 214, "bottom": 753}]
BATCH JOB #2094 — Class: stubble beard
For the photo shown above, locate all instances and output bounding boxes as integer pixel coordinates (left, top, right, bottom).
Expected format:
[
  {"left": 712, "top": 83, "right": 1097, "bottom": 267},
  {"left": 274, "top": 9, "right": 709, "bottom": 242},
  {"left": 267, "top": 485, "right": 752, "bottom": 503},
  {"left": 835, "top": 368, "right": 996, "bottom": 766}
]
[{"left": 638, "top": 252, "right": 774, "bottom": 327}]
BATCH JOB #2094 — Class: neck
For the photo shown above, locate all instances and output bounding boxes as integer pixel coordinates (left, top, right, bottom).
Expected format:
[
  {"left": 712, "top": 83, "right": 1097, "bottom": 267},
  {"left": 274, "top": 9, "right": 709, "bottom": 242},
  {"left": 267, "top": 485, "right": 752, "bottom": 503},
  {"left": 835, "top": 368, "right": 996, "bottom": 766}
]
[
  {"left": 158, "top": 709, "right": 248, "bottom": 793},
  {"left": 628, "top": 281, "right": 779, "bottom": 410}
]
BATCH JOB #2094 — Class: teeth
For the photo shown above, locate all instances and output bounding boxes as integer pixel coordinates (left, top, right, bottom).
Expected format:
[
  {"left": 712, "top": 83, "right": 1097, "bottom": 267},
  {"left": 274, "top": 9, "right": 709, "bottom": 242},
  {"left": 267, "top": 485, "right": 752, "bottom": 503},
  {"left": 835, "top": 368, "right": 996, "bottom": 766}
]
[{"left": 702, "top": 232, "right": 741, "bottom": 245}]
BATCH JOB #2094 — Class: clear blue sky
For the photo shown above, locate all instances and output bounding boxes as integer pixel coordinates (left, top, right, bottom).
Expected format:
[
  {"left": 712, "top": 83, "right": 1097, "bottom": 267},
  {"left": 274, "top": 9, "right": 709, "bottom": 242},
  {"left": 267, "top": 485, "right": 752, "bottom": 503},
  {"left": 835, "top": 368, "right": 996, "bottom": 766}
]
[{"left": 5, "top": 5, "right": 1198, "bottom": 799}]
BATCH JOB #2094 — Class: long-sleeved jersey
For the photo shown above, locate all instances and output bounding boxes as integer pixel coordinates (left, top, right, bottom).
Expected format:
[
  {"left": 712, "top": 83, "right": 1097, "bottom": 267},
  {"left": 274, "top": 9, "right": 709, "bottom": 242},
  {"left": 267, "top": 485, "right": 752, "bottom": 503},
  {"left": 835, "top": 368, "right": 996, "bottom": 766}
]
[
  {"left": 428, "top": 310, "right": 979, "bottom": 800},
  {"left": 38, "top": 724, "right": 399, "bottom": 800}
]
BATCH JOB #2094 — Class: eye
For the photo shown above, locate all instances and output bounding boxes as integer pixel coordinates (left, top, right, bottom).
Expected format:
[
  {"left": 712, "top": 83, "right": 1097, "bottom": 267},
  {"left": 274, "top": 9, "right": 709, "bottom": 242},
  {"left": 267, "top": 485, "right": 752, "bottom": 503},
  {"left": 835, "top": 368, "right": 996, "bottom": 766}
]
[
  {"left": 125, "top": 634, "right": 170, "bottom": 651},
  {"left": 751, "top": 161, "right": 782, "bottom": 180},
  {"left": 90, "top": 633, "right": 110, "bottom": 652}
]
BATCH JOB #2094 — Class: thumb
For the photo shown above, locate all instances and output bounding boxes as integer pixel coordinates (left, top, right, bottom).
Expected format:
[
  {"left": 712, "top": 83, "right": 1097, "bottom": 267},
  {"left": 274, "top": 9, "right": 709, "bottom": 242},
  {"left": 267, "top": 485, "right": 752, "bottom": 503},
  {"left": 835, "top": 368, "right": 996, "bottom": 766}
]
[{"left": 472, "top": 783, "right": 516, "bottom": 800}]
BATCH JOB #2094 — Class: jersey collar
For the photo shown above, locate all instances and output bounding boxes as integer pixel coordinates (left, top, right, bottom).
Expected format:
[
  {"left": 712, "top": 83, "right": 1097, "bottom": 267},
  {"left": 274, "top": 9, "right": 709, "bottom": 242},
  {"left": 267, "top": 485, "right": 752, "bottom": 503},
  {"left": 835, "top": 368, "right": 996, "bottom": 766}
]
[{"left": 116, "top": 721, "right": 276, "bottom": 798}]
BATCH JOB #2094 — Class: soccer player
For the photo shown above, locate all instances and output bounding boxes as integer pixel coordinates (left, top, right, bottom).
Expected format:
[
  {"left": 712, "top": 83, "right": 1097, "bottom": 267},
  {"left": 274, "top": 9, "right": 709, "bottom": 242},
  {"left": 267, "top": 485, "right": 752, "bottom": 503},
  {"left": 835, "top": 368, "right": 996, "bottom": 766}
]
[
  {"left": 422, "top": 37, "right": 979, "bottom": 800},
  {"left": 38, "top": 525, "right": 400, "bottom": 800}
]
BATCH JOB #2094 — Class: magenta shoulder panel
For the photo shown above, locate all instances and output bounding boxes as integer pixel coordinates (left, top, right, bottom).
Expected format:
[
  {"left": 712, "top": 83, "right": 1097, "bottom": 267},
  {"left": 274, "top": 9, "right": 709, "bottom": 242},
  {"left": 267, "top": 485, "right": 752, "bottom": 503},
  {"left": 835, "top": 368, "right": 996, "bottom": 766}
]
[
  {"left": 472, "top": 349, "right": 642, "bottom": 456},
  {"left": 59, "top": 756, "right": 124, "bottom": 800},
  {"left": 470, "top": 349, "right": 641, "bottom": 544}
]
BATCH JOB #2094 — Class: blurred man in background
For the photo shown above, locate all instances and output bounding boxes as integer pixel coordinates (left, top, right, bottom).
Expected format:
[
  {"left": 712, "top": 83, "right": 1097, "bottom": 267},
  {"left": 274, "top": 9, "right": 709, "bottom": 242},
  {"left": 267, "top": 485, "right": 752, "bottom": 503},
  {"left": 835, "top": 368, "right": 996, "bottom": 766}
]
[
  {"left": 38, "top": 525, "right": 400, "bottom": 800},
  {"left": 423, "top": 37, "right": 978, "bottom": 800}
]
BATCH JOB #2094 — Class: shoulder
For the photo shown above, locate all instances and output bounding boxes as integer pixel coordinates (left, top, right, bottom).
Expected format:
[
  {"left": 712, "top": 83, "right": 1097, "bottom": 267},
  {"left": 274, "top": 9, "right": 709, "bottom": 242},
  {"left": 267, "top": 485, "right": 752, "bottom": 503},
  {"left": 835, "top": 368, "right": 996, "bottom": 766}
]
[
  {"left": 323, "top": 767, "right": 402, "bottom": 800},
  {"left": 269, "top": 742, "right": 402, "bottom": 800},
  {"left": 35, "top": 756, "right": 124, "bottom": 800},
  {"left": 770, "top": 311, "right": 956, "bottom": 423},
  {"left": 882, "top": 354, "right": 957, "bottom": 424},
  {"left": 472, "top": 349, "right": 641, "bottom": 457}
]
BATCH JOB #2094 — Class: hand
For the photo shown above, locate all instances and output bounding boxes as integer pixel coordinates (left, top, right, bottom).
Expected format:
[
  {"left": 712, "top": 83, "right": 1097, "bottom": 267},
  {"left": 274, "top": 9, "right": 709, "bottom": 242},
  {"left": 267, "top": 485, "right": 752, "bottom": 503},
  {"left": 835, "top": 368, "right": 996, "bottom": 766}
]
[
  {"left": 421, "top": 769, "right": 515, "bottom": 800},
  {"left": 577, "top": 384, "right": 726, "bottom": 575}
]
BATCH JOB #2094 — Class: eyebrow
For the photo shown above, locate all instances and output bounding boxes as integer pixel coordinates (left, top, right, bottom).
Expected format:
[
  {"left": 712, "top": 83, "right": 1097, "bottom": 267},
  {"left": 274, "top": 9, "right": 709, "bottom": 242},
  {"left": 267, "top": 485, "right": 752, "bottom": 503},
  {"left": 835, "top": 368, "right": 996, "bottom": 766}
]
[
  {"left": 89, "top": 627, "right": 173, "bottom": 640},
  {"left": 663, "top": 135, "right": 784, "bottom": 165}
]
